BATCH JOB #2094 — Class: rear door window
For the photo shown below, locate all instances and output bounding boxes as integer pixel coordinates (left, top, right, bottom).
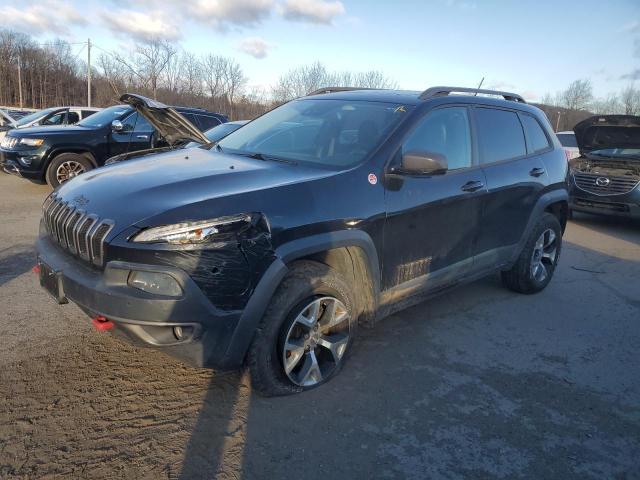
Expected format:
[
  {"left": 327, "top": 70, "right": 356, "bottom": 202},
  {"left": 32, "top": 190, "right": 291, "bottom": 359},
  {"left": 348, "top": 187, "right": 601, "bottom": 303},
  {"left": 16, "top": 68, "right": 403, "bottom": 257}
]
[
  {"left": 67, "top": 111, "right": 80, "bottom": 124},
  {"left": 475, "top": 108, "right": 526, "bottom": 164},
  {"left": 520, "top": 114, "right": 550, "bottom": 154}
]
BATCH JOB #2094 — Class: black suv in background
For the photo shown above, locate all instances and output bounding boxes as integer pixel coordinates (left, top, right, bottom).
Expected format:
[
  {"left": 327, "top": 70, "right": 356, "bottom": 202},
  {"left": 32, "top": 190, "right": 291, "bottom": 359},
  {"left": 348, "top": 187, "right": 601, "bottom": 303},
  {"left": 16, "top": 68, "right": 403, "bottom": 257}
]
[
  {"left": 35, "top": 87, "right": 568, "bottom": 395},
  {"left": 1, "top": 97, "right": 227, "bottom": 187},
  {"left": 569, "top": 115, "right": 640, "bottom": 219}
]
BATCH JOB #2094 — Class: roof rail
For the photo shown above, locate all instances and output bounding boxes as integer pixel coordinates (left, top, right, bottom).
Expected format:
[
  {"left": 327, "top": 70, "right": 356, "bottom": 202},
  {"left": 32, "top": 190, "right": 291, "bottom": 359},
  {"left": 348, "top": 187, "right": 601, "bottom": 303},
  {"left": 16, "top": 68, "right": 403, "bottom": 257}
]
[
  {"left": 419, "top": 86, "right": 526, "bottom": 103},
  {"left": 307, "top": 87, "right": 371, "bottom": 96}
]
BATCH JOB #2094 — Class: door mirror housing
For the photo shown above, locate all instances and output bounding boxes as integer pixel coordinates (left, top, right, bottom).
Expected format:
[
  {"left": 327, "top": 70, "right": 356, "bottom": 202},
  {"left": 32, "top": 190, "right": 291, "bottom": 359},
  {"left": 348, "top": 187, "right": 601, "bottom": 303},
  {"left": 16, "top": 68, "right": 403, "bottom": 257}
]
[
  {"left": 111, "top": 120, "right": 124, "bottom": 132},
  {"left": 401, "top": 151, "right": 448, "bottom": 175}
]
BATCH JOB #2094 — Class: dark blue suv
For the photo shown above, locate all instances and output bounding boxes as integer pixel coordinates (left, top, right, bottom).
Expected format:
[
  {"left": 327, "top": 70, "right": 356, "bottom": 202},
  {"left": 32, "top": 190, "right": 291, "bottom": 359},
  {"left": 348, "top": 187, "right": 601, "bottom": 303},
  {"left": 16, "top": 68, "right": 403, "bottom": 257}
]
[{"left": 1, "top": 96, "right": 227, "bottom": 187}]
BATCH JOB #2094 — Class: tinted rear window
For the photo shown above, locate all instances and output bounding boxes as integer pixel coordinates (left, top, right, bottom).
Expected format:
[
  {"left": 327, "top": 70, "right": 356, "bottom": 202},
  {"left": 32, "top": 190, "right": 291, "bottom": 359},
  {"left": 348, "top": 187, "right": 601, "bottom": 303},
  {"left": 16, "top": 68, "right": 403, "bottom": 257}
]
[
  {"left": 556, "top": 133, "right": 577, "bottom": 148},
  {"left": 520, "top": 114, "right": 550, "bottom": 153},
  {"left": 475, "top": 108, "right": 526, "bottom": 163}
]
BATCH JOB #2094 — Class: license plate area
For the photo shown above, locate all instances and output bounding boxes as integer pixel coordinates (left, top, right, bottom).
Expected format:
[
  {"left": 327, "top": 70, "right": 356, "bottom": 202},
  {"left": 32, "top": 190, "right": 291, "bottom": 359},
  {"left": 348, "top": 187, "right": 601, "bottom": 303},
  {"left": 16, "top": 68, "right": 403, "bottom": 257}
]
[{"left": 38, "top": 259, "right": 68, "bottom": 304}]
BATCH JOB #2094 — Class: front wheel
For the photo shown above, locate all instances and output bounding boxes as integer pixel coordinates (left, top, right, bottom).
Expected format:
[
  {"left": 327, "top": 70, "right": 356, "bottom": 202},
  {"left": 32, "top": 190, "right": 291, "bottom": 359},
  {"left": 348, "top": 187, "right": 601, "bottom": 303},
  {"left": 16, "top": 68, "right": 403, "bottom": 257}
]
[
  {"left": 501, "top": 213, "right": 562, "bottom": 294},
  {"left": 46, "top": 153, "right": 93, "bottom": 188},
  {"left": 248, "top": 261, "right": 357, "bottom": 396}
]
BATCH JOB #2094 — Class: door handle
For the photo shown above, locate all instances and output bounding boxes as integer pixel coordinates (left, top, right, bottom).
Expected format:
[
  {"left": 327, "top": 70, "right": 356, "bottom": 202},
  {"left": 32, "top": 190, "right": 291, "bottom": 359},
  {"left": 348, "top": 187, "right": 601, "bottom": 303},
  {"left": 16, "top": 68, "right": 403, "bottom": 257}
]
[
  {"left": 461, "top": 180, "right": 484, "bottom": 193},
  {"left": 530, "top": 167, "right": 545, "bottom": 177},
  {"left": 136, "top": 135, "right": 149, "bottom": 140}
]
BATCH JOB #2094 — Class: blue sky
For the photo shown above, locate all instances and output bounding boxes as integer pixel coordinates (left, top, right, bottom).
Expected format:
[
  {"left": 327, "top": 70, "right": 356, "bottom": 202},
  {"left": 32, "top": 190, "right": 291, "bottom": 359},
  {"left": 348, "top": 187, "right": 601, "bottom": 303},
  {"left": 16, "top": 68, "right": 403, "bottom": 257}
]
[{"left": 1, "top": 0, "right": 638, "bottom": 101}]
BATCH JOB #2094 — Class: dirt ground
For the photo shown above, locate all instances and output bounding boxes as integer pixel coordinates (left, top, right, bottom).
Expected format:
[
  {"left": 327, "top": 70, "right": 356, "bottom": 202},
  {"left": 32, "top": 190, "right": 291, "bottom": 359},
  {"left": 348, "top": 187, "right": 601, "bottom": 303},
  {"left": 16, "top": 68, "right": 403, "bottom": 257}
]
[{"left": 0, "top": 171, "right": 638, "bottom": 479}]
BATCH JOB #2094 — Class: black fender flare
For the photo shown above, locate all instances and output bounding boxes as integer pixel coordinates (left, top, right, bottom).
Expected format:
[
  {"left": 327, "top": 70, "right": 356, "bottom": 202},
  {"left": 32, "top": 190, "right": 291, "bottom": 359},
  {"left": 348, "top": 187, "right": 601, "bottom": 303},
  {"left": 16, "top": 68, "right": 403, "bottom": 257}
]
[
  {"left": 510, "top": 187, "right": 569, "bottom": 264},
  {"left": 46, "top": 148, "right": 99, "bottom": 169},
  {"left": 220, "top": 229, "right": 381, "bottom": 368}
]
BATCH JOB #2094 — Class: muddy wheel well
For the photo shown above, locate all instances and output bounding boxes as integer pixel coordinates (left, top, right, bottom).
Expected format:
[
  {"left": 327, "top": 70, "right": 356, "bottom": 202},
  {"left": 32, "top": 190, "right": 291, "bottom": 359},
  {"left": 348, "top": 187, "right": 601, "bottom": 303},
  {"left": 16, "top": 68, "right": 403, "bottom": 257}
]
[
  {"left": 545, "top": 201, "right": 569, "bottom": 232},
  {"left": 295, "top": 246, "right": 377, "bottom": 326}
]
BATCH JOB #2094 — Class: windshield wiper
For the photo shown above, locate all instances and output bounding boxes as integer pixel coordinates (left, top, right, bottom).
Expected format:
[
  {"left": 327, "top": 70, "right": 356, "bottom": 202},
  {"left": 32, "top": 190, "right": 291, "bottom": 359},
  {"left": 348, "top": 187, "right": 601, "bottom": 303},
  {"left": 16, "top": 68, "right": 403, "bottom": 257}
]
[{"left": 233, "top": 150, "right": 298, "bottom": 165}]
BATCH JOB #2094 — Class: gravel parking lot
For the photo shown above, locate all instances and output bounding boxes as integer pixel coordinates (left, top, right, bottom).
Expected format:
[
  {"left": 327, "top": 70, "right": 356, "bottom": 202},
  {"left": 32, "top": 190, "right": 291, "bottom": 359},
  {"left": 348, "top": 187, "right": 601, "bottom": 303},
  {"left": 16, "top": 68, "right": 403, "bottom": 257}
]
[{"left": 0, "top": 172, "right": 638, "bottom": 479}]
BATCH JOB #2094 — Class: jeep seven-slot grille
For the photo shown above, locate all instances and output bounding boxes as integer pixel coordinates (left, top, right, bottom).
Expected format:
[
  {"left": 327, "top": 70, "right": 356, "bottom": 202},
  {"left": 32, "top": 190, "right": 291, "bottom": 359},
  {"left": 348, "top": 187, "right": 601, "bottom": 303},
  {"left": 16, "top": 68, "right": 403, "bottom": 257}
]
[
  {"left": 42, "top": 195, "right": 114, "bottom": 266},
  {"left": 573, "top": 172, "right": 640, "bottom": 196}
]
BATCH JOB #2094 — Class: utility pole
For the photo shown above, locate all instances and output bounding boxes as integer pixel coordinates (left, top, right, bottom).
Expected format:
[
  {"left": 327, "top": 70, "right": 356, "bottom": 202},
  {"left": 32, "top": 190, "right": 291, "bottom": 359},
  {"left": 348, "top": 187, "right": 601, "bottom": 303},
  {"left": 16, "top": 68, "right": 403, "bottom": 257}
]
[
  {"left": 555, "top": 111, "right": 561, "bottom": 132},
  {"left": 87, "top": 38, "right": 92, "bottom": 107},
  {"left": 17, "top": 60, "right": 23, "bottom": 109}
]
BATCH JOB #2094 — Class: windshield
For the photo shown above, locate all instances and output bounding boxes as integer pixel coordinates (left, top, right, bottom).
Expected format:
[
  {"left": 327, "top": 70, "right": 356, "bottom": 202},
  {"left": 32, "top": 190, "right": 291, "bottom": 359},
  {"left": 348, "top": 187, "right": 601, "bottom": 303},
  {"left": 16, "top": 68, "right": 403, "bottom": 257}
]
[
  {"left": 78, "top": 105, "right": 132, "bottom": 128},
  {"left": 589, "top": 148, "right": 640, "bottom": 160},
  {"left": 218, "top": 99, "right": 413, "bottom": 168},
  {"left": 16, "top": 108, "right": 59, "bottom": 127}
]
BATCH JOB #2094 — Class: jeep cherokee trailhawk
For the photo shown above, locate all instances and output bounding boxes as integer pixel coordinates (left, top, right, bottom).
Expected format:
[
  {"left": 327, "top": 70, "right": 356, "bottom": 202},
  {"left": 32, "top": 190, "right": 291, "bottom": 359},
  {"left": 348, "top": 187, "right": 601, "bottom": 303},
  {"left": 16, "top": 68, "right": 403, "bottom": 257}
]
[{"left": 35, "top": 88, "right": 569, "bottom": 396}]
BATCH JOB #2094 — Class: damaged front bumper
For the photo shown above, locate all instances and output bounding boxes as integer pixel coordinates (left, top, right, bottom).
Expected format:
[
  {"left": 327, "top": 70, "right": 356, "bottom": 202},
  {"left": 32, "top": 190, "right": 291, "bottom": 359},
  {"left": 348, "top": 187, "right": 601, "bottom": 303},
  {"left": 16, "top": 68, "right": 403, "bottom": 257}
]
[{"left": 36, "top": 234, "right": 249, "bottom": 369}]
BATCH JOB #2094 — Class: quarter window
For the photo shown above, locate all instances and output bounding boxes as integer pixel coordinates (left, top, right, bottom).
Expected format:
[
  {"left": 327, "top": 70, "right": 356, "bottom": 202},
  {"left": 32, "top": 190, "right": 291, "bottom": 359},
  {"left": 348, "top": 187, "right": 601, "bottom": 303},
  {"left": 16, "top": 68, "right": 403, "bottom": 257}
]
[
  {"left": 520, "top": 114, "right": 550, "bottom": 154},
  {"left": 402, "top": 107, "right": 472, "bottom": 170},
  {"left": 475, "top": 108, "right": 526, "bottom": 164}
]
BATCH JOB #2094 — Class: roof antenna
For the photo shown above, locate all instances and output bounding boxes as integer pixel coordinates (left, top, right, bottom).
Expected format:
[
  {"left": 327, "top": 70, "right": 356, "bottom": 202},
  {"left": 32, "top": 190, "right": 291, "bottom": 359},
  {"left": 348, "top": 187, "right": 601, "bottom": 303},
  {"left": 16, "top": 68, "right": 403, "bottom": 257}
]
[{"left": 474, "top": 77, "right": 485, "bottom": 96}]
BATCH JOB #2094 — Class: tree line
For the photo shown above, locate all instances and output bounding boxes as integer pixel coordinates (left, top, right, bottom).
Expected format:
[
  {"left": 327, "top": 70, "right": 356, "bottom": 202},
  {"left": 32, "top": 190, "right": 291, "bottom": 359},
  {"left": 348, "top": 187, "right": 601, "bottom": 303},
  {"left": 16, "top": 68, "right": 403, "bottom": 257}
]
[{"left": 0, "top": 28, "right": 639, "bottom": 128}]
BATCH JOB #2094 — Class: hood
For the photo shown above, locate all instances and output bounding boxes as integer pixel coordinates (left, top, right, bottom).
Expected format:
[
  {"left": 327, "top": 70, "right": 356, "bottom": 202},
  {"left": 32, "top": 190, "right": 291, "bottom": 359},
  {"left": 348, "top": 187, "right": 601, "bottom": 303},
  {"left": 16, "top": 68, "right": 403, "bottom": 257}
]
[
  {"left": 54, "top": 146, "right": 333, "bottom": 230},
  {"left": 0, "top": 110, "right": 16, "bottom": 129},
  {"left": 5, "top": 124, "right": 92, "bottom": 138},
  {"left": 120, "top": 93, "right": 209, "bottom": 146},
  {"left": 573, "top": 115, "right": 640, "bottom": 154}
]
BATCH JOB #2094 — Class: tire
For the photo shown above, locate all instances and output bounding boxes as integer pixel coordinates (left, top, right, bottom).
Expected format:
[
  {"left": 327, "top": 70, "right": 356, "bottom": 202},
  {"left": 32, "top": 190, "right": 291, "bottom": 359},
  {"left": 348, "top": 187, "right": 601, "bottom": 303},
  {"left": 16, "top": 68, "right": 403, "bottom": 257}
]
[
  {"left": 501, "top": 212, "right": 562, "bottom": 294},
  {"left": 46, "top": 153, "right": 93, "bottom": 188},
  {"left": 248, "top": 260, "right": 357, "bottom": 396}
]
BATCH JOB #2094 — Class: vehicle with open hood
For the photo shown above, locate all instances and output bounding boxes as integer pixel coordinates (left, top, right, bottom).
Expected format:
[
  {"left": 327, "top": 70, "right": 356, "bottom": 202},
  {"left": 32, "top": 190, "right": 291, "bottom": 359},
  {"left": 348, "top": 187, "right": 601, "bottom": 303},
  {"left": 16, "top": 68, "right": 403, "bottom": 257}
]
[
  {"left": 34, "top": 86, "right": 569, "bottom": 396},
  {"left": 0, "top": 94, "right": 227, "bottom": 187},
  {"left": 569, "top": 115, "right": 640, "bottom": 219},
  {"left": 105, "top": 119, "right": 249, "bottom": 165},
  {"left": 0, "top": 109, "right": 16, "bottom": 142}
]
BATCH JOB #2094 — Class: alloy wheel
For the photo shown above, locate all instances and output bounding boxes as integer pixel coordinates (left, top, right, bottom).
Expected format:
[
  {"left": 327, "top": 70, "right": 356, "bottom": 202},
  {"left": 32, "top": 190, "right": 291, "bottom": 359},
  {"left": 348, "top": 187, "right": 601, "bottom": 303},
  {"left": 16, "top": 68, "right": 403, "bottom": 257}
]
[
  {"left": 281, "top": 296, "right": 351, "bottom": 387},
  {"left": 530, "top": 228, "right": 558, "bottom": 283},
  {"left": 56, "top": 161, "right": 86, "bottom": 184}
]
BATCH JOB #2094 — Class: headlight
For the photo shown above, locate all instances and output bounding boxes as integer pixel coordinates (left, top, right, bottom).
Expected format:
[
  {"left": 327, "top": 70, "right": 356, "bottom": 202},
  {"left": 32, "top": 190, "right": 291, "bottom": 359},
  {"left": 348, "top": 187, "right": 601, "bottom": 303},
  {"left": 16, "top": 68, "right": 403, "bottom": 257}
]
[
  {"left": 131, "top": 214, "right": 253, "bottom": 244},
  {"left": 19, "top": 138, "right": 44, "bottom": 147}
]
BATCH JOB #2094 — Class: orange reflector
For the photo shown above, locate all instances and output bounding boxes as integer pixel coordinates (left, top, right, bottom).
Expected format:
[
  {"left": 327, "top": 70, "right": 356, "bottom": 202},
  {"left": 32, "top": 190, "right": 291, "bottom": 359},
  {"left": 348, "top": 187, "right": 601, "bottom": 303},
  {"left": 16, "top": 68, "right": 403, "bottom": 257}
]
[{"left": 32, "top": 265, "right": 41, "bottom": 274}]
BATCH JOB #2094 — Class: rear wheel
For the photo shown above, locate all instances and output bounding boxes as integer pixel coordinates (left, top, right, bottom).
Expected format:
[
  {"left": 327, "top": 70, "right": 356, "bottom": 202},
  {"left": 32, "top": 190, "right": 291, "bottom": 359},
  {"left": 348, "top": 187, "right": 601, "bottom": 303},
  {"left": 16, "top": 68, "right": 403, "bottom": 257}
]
[
  {"left": 46, "top": 153, "right": 93, "bottom": 188},
  {"left": 501, "top": 213, "right": 562, "bottom": 294},
  {"left": 248, "top": 261, "right": 356, "bottom": 396}
]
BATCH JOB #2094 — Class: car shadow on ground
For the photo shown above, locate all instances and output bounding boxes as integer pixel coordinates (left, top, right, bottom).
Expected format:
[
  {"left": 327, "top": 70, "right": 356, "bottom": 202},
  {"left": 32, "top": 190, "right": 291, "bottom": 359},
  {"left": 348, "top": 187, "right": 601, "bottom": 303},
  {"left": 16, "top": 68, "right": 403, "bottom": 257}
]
[
  {"left": 0, "top": 244, "right": 36, "bottom": 288},
  {"left": 176, "top": 232, "right": 640, "bottom": 479}
]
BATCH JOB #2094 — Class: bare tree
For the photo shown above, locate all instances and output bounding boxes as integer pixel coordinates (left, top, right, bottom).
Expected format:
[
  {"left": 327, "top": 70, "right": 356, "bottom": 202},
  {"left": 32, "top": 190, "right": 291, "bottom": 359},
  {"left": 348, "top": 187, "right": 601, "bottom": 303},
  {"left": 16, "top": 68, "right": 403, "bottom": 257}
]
[
  {"left": 591, "top": 93, "right": 622, "bottom": 114},
  {"left": 272, "top": 62, "right": 396, "bottom": 102},
  {"left": 562, "top": 79, "right": 593, "bottom": 111},
  {"left": 620, "top": 84, "right": 640, "bottom": 115},
  {"left": 112, "top": 39, "right": 177, "bottom": 99}
]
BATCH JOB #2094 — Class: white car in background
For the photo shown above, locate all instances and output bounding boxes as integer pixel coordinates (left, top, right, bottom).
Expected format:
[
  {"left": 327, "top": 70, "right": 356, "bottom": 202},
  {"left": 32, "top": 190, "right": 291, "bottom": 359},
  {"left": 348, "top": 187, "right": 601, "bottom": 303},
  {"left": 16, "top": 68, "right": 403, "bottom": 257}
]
[
  {"left": 0, "top": 110, "right": 16, "bottom": 141},
  {"left": 556, "top": 131, "right": 580, "bottom": 160},
  {"left": 0, "top": 106, "right": 101, "bottom": 142}
]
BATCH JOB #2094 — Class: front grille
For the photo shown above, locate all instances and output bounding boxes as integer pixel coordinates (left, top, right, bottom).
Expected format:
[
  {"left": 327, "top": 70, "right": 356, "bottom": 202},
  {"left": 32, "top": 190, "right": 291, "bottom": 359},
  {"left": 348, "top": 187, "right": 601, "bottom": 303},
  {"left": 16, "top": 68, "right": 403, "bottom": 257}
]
[
  {"left": 573, "top": 172, "right": 640, "bottom": 196},
  {"left": 0, "top": 136, "right": 17, "bottom": 149},
  {"left": 42, "top": 195, "right": 115, "bottom": 267}
]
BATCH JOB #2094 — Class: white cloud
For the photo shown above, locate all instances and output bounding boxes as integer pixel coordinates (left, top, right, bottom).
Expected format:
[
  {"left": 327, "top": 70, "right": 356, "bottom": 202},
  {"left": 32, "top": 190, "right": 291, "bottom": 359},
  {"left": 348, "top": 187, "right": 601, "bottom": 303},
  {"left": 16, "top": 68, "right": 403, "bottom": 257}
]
[
  {"left": 100, "top": 10, "right": 182, "bottom": 42},
  {"left": 238, "top": 37, "right": 274, "bottom": 59},
  {"left": 621, "top": 21, "right": 640, "bottom": 34},
  {"left": 185, "top": 0, "right": 274, "bottom": 31},
  {"left": 280, "top": 0, "right": 345, "bottom": 25},
  {"left": 0, "top": 1, "right": 87, "bottom": 36}
]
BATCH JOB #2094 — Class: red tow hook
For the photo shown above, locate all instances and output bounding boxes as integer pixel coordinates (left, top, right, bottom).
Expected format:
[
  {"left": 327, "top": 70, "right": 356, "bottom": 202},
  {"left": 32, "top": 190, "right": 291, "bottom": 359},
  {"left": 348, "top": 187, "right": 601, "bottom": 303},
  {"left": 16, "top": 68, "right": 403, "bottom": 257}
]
[
  {"left": 92, "top": 315, "right": 115, "bottom": 331},
  {"left": 32, "top": 264, "right": 41, "bottom": 274}
]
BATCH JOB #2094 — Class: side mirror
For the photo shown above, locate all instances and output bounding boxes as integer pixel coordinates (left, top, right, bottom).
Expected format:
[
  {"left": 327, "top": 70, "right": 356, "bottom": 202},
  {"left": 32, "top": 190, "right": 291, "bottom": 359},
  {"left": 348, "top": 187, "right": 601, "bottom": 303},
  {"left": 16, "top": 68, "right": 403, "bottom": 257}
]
[
  {"left": 401, "top": 151, "right": 448, "bottom": 175},
  {"left": 111, "top": 120, "right": 124, "bottom": 132}
]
